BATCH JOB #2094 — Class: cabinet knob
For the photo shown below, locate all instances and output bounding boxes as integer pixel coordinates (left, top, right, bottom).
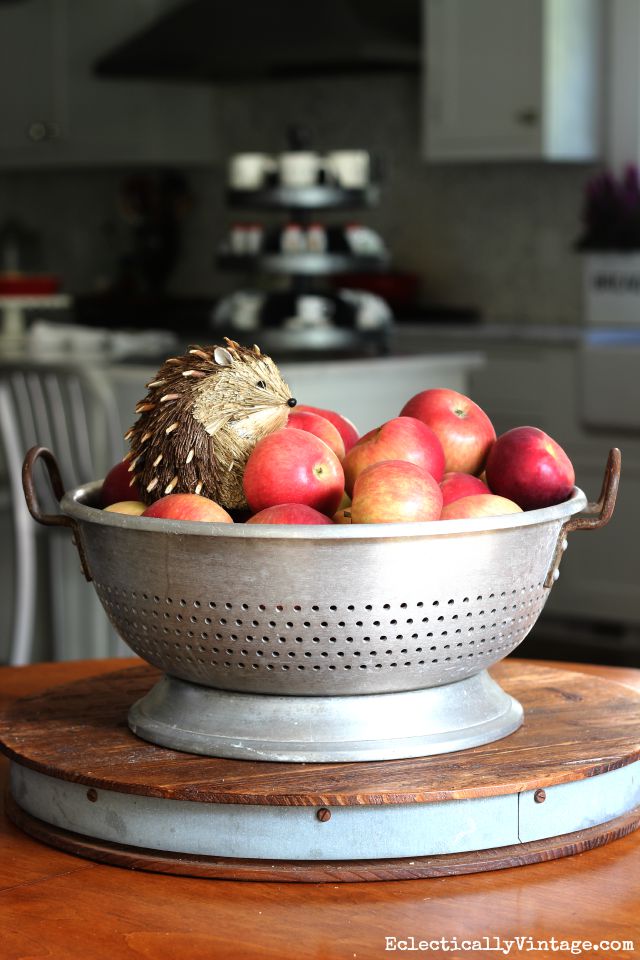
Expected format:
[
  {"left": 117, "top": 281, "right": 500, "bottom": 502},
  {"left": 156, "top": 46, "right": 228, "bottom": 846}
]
[
  {"left": 27, "top": 121, "right": 61, "bottom": 143},
  {"left": 514, "top": 108, "right": 539, "bottom": 126}
]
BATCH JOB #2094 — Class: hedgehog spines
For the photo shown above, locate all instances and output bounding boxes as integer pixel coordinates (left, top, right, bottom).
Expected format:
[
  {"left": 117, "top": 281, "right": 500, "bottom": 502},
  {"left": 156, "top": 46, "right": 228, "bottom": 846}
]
[{"left": 126, "top": 341, "right": 293, "bottom": 509}]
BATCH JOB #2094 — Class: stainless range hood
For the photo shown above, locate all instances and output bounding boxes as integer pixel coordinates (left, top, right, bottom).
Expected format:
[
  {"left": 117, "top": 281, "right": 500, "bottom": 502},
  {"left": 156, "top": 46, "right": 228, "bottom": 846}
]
[{"left": 94, "top": 0, "right": 420, "bottom": 83}]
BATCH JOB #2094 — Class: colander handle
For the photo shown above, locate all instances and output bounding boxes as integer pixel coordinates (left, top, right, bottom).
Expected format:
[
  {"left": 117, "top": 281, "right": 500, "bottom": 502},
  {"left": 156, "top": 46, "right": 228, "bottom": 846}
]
[
  {"left": 544, "top": 447, "right": 621, "bottom": 588},
  {"left": 22, "top": 446, "right": 92, "bottom": 582}
]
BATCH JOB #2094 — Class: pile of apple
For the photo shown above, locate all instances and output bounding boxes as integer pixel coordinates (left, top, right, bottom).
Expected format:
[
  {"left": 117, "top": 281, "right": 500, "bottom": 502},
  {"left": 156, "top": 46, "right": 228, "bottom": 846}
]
[{"left": 100, "top": 389, "right": 575, "bottom": 526}]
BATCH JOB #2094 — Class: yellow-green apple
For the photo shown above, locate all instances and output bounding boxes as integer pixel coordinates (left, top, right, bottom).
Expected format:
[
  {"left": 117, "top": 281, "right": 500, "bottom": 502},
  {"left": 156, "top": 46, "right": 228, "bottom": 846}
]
[
  {"left": 337, "top": 491, "right": 351, "bottom": 510},
  {"left": 485, "top": 426, "right": 575, "bottom": 510},
  {"left": 285, "top": 410, "right": 345, "bottom": 460},
  {"left": 247, "top": 503, "right": 333, "bottom": 525},
  {"left": 350, "top": 459, "right": 443, "bottom": 524},
  {"left": 103, "top": 500, "right": 146, "bottom": 516},
  {"left": 343, "top": 416, "right": 445, "bottom": 496},
  {"left": 295, "top": 404, "right": 359, "bottom": 452},
  {"left": 142, "top": 493, "right": 233, "bottom": 522},
  {"left": 440, "top": 471, "right": 490, "bottom": 506},
  {"left": 332, "top": 508, "right": 352, "bottom": 524},
  {"left": 101, "top": 459, "right": 141, "bottom": 505},
  {"left": 440, "top": 493, "right": 522, "bottom": 520},
  {"left": 400, "top": 388, "right": 496, "bottom": 475},
  {"left": 243, "top": 427, "right": 344, "bottom": 516}
]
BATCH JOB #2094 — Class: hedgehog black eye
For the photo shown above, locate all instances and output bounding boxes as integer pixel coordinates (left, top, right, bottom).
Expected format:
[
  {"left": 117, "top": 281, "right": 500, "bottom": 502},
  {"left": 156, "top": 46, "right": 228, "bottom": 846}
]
[{"left": 256, "top": 380, "right": 266, "bottom": 389}]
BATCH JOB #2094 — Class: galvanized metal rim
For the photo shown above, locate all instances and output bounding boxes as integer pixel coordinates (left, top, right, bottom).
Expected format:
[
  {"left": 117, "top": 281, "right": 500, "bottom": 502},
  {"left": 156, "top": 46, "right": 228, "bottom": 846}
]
[
  {"left": 62, "top": 481, "right": 587, "bottom": 541},
  {"left": 9, "top": 760, "right": 640, "bottom": 861}
]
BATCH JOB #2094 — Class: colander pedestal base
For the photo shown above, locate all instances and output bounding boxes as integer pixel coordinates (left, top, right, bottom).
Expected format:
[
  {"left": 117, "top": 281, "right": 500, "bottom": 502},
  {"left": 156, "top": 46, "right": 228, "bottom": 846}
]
[{"left": 127, "top": 669, "right": 523, "bottom": 762}]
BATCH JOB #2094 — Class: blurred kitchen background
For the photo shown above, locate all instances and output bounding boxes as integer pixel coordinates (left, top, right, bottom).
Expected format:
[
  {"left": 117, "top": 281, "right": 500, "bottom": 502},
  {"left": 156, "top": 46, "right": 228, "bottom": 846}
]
[{"left": 1, "top": 0, "right": 639, "bottom": 667}]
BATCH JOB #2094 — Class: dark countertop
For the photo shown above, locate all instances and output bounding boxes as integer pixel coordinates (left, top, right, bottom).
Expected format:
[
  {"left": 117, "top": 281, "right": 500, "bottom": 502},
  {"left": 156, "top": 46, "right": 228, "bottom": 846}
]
[
  {"left": 73, "top": 293, "right": 587, "bottom": 350},
  {"left": 391, "top": 321, "right": 585, "bottom": 347}
]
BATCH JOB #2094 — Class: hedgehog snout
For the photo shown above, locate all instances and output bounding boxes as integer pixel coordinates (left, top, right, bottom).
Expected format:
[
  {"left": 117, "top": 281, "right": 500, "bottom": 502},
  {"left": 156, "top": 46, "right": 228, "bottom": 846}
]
[{"left": 287, "top": 397, "right": 297, "bottom": 408}]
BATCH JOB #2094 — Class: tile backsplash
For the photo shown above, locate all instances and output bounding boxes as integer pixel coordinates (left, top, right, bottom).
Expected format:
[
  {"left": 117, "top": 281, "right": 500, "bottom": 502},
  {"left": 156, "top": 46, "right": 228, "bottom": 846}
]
[{"left": 0, "top": 74, "right": 596, "bottom": 324}]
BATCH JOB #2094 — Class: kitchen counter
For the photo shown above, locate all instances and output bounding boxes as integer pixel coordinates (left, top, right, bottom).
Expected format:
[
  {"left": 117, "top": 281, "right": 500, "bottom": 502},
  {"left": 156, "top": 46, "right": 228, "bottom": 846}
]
[
  {"left": 0, "top": 320, "right": 583, "bottom": 373},
  {"left": 1, "top": 657, "right": 639, "bottom": 959},
  {"left": 0, "top": 348, "right": 484, "bottom": 664},
  {"left": 110, "top": 351, "right": 484, "bottom": 435},
  {"left": 390, "top": 321, "right": 585, "bottom": 349}
]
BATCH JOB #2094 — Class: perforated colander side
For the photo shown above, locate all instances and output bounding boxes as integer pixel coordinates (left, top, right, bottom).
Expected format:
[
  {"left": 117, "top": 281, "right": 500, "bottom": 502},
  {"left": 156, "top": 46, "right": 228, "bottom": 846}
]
[{"left": 94, "top": 580, "right": 548, "bottom": 695}]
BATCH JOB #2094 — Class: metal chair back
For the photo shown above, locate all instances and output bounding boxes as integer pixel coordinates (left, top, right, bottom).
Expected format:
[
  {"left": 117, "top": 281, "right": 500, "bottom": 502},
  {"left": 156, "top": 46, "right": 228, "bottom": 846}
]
[{"left": 0, "top": 361, "right": 123, "bottom": 664}]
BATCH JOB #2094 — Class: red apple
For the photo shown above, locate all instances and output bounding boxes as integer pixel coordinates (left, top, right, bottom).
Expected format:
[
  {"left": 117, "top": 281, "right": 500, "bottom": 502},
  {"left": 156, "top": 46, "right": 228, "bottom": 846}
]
[
  {"left": 343, "top": 416, "right": 445, "bottom": 496},
  {"left": 295, "top": 404, "right": 359, "bottom": 452},
  {"left": 440, "top": 493, "right": 522, "bottom": 521},
  {"left": 243, "top": 428, "right": 344, "bottom": 517},
  {"left": 350, "top": 459, "right": 443, "bottom": 524},
  {"left": 485, "top": 426, "right": 575, "bottom": 510},
  {"left": 101, "top": 459, "right": 141, "bottom": 506},
  {"left": 440, "top": 471, "right": 490, "bottom": 506},
  {"left": 103, "top": 500, "right": 146, "bottom": 516},
  {"left": 400, "top": 388, "right": 496, "bottom": 475},
  {"left": 142, "top": 493, "right": 233, "bottom": 523},
  {"left": 247, "top": 503, "right": 333, "bottom": 525},
  {"left": 285, "top": 410, "right": 345, "bottom": 460}
]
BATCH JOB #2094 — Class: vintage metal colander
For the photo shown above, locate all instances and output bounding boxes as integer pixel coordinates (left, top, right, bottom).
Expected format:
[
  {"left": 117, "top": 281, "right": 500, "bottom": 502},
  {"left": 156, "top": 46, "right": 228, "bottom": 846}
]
[{"left": 22, "top": 446, "right": 620, "bottom": 763}]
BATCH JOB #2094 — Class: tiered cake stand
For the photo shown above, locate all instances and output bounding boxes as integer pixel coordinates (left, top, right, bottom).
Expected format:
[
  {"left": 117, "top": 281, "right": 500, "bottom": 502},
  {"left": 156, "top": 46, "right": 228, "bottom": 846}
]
[{"left": 218, "top": 182, "right": 390, "bottom": 356}]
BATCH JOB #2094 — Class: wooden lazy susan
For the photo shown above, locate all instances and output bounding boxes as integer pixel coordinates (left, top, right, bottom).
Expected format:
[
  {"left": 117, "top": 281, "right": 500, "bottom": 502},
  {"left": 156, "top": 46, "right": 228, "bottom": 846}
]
[{"left": 1, "top": 659, "right": 640, "bottom": 883}]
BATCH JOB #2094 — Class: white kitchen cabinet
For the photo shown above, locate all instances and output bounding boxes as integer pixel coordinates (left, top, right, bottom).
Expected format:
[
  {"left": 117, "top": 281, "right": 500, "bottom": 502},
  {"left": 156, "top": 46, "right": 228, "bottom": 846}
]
[
  {"left": 467, "top": 344, "right": 581, "bottom": 447},
  {"left": 422, "top": 0, "right": 602, "bottom": 161},
  {"left": 606, "top": 0, "right": 640, "bottom": 170},
  {"left": 393, "top": 327, "right": 640, "bottom": 627},
  {"left": 110, "top": 352, "right": 484, "bottom": 439},
  {"left": 472, "top": 348, "right": 640, "bottom": 624},
  {"left": 545, "top": 452, "right": 640, "bottom": 626},
  {"left": 0, "top": 0, "right": 217, "bottom": 168}
]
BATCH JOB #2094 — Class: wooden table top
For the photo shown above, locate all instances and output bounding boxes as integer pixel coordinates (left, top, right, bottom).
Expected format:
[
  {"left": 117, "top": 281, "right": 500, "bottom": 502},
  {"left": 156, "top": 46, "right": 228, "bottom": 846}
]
[{"left": 2, "top": 657, "right": 640, "bottom": 960}]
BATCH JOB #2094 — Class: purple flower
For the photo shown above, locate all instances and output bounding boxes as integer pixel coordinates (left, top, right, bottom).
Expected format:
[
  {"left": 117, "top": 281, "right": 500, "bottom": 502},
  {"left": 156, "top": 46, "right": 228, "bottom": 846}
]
[{"left": 576, "top": 167, "right": 640, "bottom": 250}]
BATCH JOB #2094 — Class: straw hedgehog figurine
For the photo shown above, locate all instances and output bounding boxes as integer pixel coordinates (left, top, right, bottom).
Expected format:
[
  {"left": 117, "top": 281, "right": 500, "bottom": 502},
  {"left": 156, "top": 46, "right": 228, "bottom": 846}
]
[{"left": 125, "top": 339, "right": 296, "bottom": 510}]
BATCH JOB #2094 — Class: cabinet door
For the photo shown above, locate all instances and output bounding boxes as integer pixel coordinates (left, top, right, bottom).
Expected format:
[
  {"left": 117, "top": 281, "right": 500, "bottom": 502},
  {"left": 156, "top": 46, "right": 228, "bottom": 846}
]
[
  {"left": 0, "top": 0, "right": 216, "bottom": 168},
  {"left": 0, "top": 0, "right": 63, "bottom": 160},
  {"left": 545, "top": 456, "right": 640, "bottom": 626},
  {"left": 423, "top": 0, "right": 542, "bottom": 160}
]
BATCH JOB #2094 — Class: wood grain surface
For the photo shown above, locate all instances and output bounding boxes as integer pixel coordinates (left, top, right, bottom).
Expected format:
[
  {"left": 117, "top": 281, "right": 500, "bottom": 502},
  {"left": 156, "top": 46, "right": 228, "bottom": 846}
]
[
  {"left": 1, "top": 659, "right": 640, "bottom": 960},
  {"left": 1, "top": 660, "right": 639, "bottom": 805}
]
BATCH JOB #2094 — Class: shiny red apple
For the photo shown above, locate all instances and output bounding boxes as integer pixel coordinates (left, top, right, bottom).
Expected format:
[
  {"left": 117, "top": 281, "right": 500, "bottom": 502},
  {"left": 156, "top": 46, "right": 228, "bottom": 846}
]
[
  {"left": 101, "top": 459, "right": 141, "bottom": 506},
  {"left": 142, "top": 493, "right": 233, "bottom": 522},
  {"left": 295, "top": 404, "right": 359, "bottom": 452},
  {"left": 350, "top": 459, "right": 443, "bottom": 524},
  {"left": 440, "top": 493, "right": 522, "bottom": 520},
  {"left": 247, "top": 503, "right": 333, "bottom": 525},
  {"left": 285, "top": 410, "right": 345, "bottom": 460},
  {"left": 400, "top": 388, "right": 496, "bottom": 475},
  {"left": 343, "top": 416, "right": 445, "bottom": 496},
  {"left": 485, "top": 426, "right": 575, "bottom": 510},
  {"left": 243, "top": 427, "right": 344, "bottom": 517},
  {"left": 440, "top": 471, "right": 490, "bottom": 506}
]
